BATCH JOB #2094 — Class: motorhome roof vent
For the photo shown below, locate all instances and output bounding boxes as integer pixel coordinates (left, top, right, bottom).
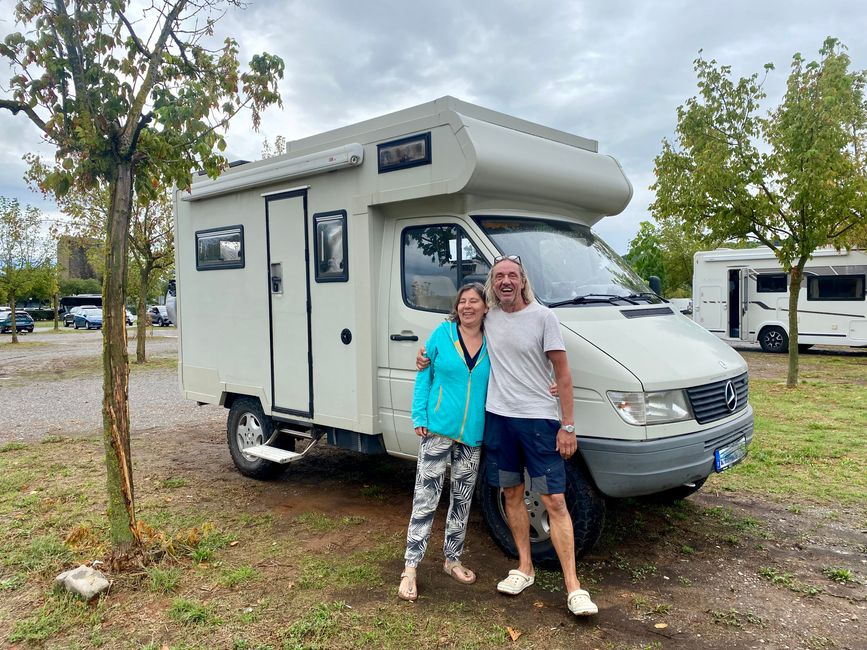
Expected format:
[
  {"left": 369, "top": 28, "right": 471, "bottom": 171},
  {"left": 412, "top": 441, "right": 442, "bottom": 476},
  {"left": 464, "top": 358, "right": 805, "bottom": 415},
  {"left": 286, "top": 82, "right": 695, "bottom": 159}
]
[{"left": 619, "top": 307, "right": 674, "bottom": 319}]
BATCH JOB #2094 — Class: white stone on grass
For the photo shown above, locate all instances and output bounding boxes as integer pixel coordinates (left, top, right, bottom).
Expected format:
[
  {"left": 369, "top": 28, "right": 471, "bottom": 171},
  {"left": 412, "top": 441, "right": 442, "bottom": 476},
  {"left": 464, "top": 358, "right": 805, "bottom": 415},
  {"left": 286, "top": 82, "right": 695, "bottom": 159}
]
[{"left": 54, "top": 565, "right": 110, "bottom": 601}]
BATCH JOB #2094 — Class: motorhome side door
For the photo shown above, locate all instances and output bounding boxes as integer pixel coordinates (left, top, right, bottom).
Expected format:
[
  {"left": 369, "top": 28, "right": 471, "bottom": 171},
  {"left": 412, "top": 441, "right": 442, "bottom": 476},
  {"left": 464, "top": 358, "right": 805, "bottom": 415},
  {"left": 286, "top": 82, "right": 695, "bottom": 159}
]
[
  {"left": 265, "top": 190, "right": 313, "bottom": 417},
  {"left": 386, "top": 219, "right": 491, "bottom": 454},
  {"left": 726, "top": 267, "right": 750, "bottom": 341}
]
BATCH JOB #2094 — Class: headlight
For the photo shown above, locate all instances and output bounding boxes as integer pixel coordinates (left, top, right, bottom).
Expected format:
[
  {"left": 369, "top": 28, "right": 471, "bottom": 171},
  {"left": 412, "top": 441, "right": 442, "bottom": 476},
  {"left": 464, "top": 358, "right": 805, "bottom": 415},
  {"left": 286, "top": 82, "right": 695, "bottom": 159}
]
[{"left": 607, "top": 390, "right": 693, "bottom": 426}]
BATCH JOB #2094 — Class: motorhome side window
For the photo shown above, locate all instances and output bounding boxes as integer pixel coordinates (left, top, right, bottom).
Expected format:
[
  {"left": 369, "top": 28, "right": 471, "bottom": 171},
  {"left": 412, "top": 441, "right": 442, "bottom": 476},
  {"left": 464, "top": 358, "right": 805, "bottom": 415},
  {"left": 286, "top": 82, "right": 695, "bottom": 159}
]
[
  {"left": 196, "top": 226, "right": 244, "bottom": 271},
  {"left": 806, "top": 274, "right": 865, "bottom": 301},
  {"left": 313, "top": 211, "right": 348, "bottom": 282},
  {"left": 402, "top": 225, "right": 490, "bottom": 312},
  {"left": 756, "top": 273, "right": 787, "bottom": 293}
]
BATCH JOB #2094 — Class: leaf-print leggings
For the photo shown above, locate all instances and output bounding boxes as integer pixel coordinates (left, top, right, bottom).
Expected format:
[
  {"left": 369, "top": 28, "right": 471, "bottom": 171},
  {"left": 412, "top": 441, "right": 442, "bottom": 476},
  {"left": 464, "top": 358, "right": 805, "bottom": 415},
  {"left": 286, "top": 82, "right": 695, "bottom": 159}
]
[{"left": 404, "top": 434, "right": 482, "bottom": 568}]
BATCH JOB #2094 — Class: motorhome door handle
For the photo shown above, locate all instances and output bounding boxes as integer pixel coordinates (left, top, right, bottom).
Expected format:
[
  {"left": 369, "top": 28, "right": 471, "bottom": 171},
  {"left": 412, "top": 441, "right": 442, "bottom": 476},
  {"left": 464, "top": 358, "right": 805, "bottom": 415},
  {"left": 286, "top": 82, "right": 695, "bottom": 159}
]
[{"left": 390, "top": 333, "right": 419, "bottom": 341}]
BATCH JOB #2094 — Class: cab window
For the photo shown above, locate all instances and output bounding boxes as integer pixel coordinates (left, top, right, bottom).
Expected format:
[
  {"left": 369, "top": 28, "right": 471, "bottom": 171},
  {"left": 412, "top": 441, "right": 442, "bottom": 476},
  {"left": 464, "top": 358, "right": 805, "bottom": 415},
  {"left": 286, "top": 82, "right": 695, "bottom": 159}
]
[{"left": 401, "top": 225, "right": 490, "bottom": 312}]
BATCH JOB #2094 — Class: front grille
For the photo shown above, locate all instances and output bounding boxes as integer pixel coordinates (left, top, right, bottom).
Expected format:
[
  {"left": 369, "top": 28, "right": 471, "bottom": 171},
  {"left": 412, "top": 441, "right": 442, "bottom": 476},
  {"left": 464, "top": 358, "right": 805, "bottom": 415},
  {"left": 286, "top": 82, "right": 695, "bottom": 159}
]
[{"left": 686, "top": 372, "right": 749, "bottom": 424}]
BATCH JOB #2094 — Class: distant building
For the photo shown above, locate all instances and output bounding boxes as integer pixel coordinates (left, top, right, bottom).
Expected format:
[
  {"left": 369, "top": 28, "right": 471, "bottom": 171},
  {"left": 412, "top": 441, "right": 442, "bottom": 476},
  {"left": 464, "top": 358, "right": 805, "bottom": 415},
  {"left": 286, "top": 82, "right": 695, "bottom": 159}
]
[{"left": 57, "top": 236, "right": 101, "bottom": 280}]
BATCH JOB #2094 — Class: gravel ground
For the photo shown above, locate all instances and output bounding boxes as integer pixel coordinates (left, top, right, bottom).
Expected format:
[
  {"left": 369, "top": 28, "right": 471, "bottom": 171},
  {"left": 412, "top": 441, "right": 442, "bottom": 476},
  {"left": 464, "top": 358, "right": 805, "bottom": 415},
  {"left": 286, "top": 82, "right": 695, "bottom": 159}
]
[{"left": 0, "top": 326, "right": 224, "bottom": 442}]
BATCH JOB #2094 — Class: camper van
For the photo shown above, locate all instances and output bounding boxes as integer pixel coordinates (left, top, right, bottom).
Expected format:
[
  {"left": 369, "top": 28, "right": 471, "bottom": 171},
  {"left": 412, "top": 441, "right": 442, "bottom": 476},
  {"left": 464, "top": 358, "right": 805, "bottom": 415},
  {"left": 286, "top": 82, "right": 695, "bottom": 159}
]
[
  {"left": 173, "top": 97, "right": 753, "bottom": 561},
  {"left": 693, "top": 247, "right": 867, "bottom": 352}
]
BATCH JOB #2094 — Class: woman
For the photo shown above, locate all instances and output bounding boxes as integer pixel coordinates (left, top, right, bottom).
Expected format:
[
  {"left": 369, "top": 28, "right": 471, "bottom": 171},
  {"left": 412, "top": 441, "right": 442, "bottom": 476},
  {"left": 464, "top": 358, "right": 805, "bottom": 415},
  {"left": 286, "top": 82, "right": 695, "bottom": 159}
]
[{"left": 398, "top": 282, "right": 490, "bottom": 602}]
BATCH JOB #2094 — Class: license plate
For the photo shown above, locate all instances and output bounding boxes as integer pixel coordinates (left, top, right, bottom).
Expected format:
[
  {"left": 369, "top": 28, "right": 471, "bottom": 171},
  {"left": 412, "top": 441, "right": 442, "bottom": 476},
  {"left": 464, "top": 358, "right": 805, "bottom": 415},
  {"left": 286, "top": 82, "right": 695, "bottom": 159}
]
[{"left": 714, "top": 436, "right": 747, "bottom": 472}]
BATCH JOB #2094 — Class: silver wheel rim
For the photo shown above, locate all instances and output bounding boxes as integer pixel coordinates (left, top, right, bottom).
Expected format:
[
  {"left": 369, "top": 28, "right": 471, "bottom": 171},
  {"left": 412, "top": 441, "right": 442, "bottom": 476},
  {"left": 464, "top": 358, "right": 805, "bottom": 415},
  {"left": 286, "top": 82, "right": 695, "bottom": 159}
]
[
  {"left": 236, "top": 412, "right": 265, "bottom": 461},
  {"left": 766, "top": 330, "right": 784, "bottom": 350},
  {"left": 497, "top": 471, "right": 552, "bottom": 544}
]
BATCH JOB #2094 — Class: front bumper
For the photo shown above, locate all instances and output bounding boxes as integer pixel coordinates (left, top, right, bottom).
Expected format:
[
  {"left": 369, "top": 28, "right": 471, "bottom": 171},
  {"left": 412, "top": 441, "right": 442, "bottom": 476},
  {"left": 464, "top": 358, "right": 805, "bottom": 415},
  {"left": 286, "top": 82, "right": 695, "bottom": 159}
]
[{"left": 578, "top": 405, "right": 754, "bottom": 498}]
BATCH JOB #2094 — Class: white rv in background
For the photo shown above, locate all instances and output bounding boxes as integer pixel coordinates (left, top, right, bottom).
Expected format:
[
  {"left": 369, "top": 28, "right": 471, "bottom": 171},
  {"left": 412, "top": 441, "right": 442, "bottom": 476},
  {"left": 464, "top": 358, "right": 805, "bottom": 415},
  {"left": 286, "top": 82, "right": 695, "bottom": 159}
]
[
  {"left": 693, "top": 247, "right": 867, "bottom": 352},
  {"left": 173, "top": 97, "right": 754, "bottom": 561}
]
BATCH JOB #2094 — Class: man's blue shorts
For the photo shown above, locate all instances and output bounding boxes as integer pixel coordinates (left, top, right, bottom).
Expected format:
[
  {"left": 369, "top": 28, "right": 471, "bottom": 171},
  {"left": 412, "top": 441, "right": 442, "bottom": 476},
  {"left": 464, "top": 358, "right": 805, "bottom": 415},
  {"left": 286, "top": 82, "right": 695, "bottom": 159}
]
[{"left": 483, "top": 411, "right": 566, "bottom": 495}]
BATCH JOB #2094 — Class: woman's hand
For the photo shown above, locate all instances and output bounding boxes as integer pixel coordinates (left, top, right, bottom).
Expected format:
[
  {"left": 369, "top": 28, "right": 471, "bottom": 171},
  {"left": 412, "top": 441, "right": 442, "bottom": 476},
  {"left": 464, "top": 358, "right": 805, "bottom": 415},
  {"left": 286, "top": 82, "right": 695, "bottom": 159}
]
[
  {"left": 549, "top": 381, "right": 559, "bottom": 397},
  {"left": 414, "top": 426, "right": 429, "bottom": 437}
]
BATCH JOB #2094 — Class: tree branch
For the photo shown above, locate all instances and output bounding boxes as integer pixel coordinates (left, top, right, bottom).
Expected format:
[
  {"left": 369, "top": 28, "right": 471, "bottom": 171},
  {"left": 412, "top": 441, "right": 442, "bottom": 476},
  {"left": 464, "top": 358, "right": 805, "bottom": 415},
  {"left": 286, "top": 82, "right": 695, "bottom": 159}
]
[{"left": 0, "top": 99, "right": 48, "bottom": 132}]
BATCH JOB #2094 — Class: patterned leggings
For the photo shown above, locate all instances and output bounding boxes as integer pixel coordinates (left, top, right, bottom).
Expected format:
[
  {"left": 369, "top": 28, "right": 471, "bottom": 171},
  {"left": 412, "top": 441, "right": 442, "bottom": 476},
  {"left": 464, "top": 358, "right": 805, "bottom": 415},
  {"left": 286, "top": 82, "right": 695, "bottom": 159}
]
[{"left": 404, "top": 434, "right": 481, "bottom": 568}]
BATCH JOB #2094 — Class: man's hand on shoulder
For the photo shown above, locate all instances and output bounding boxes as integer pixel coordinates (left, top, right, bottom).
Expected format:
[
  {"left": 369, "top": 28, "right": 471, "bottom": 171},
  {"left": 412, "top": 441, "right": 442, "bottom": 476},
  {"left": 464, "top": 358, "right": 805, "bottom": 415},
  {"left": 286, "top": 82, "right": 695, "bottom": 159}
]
[{"left": 416, "top": 346, "right": 430, "bottom": 371}]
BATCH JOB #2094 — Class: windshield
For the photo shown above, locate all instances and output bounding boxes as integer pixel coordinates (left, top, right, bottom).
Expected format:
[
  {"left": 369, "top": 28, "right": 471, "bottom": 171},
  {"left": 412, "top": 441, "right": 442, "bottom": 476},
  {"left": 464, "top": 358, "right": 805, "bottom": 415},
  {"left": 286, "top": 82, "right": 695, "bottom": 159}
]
[{"left": 475, "top": 216, "right": 659, "bottom": 306}]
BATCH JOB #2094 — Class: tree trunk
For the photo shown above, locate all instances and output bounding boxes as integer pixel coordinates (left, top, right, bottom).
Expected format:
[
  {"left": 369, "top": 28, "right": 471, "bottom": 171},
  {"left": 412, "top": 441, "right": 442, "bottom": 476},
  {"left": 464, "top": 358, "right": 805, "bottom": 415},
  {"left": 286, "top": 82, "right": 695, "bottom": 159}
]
[
  {"left": 102, "top": 162, "right": 138, "bottom": 553},
  {"left": 135, "top": 261, "right": 152, "bottom": 363},
  {"left": 52, "top": 292, "right": 59, "bottom": 332},
  {"left": 786, "top": 263, "right": 805, "bottom": 388},
  {"left": 9, "top": 294, "right": 18, "bottom": 344}
]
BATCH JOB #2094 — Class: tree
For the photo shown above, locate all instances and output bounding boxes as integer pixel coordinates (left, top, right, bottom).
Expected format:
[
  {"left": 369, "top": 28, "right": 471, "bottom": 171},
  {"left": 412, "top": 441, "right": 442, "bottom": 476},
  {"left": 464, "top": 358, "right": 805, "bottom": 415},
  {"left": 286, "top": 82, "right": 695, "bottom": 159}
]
[
  {"left": 624, "top": 221, "right": 667, "bottom": 290},
  {"left": 129, "top": 190, "right": 174, "bottom": 363},
  {"left": 0, "top": 0, "right": 283, "bottom": 556},
  {"left": 0, "top": 197, "right": 51, "bottom": 343},
  {"left": 652, "top": 38, "right": 867, "bottom": 387}
]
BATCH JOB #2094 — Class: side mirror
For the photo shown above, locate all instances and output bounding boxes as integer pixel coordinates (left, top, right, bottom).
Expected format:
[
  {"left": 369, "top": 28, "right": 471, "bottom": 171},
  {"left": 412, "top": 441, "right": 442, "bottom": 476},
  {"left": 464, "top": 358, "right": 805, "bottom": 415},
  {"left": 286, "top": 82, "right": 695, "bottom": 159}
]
[{"left": 648, "top": 276, "right": 662, "bottom": 295}]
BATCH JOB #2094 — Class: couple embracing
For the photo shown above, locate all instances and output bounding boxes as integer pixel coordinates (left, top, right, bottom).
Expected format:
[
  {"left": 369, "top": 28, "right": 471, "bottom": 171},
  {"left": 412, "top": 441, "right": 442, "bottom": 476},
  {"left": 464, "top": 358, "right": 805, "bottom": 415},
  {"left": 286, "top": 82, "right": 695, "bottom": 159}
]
[{"left": 398, "top": 256, "right": 597, "bottom": 617}]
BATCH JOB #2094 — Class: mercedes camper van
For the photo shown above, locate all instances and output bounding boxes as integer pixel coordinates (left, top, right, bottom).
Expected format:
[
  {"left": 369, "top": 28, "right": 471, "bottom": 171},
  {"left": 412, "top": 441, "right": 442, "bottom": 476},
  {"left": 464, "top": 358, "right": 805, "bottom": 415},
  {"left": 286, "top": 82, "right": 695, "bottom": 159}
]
[
  {"left": 693, "top": 247, "right": 867, "bottom": 352},
  {"left": 173, "top": 97, "right": 753, "bottom": 561}
]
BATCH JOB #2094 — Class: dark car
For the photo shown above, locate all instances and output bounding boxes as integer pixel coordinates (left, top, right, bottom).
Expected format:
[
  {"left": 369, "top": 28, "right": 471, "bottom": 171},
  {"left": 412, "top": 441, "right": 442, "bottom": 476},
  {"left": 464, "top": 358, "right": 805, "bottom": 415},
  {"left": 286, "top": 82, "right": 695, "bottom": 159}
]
[
  {"left": 73, "top": 307, "right": 103, "bottom": 330},
  {"left": 64, "top": 305, "right": 98, "bottom": 327},
  {"left": 148, "top": 305, "right": 172, "bottom": 326},
  {"left": 1, "top": 311, "right": 35, "bottom": 334}
]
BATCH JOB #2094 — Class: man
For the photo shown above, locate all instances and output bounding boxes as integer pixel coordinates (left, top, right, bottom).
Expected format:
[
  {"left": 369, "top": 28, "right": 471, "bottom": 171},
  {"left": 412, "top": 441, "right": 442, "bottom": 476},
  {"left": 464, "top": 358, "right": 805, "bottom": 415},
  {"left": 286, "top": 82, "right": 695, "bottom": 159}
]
[{"left": 419, "top": 255, "right": 597, "bottom": 616}]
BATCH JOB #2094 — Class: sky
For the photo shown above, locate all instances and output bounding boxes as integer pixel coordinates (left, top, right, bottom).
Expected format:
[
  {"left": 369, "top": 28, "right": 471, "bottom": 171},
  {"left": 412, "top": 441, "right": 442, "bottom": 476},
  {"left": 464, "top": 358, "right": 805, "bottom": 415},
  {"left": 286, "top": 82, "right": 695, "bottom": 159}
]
[{"left": 1, "top": 0, "right": 866, "bottom": 253}]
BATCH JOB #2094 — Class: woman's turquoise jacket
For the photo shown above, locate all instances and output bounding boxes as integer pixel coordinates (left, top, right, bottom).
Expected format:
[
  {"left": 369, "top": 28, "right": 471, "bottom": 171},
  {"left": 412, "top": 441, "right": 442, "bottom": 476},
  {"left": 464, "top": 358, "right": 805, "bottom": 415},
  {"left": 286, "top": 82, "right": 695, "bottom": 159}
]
[{"left": 411, "top": 321, "right": 490, "bottom": 447}]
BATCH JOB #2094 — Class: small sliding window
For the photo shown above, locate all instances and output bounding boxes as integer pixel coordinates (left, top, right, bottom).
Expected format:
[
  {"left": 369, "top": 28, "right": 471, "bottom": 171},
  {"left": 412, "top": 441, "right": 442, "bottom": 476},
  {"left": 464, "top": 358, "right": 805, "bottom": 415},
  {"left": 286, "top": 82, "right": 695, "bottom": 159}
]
[
  {"left": 196, "top": 225, "right": 245, "bottom": 271},
  {"left": 313, "top": 211, "right": 348, "bottom": 282}
]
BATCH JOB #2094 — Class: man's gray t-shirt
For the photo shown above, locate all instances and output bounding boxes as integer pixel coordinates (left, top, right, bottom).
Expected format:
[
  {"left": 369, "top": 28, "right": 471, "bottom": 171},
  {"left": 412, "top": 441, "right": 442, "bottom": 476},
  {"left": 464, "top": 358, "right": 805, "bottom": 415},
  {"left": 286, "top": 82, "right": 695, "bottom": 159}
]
[{"left": 484, "top": 302, "right": 565, "bottom": 420}]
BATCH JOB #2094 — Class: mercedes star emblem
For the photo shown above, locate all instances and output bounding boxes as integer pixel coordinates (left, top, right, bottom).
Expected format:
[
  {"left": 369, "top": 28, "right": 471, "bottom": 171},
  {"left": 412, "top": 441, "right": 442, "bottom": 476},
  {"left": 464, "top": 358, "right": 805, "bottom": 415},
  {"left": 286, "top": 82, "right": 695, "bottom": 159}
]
[{"left": 724, "top": 380, "right": 738, "bottom": 412}]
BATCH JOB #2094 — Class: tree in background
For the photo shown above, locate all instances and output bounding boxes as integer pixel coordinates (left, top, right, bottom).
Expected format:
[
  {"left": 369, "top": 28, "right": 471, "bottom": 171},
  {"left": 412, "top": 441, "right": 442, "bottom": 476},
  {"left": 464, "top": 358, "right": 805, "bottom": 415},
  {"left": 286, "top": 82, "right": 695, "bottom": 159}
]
[
  {"left": 129, "top": 190, "right": 174, "bottom": 363},
  {"left": 0, "top": 197, "right": 52, "bottom": 343},
  {"left": 0, "top": 0, "right": 283, "bottom": 557},
  {"left": 623, "top": 221, "right": 667, "bottom": 291},
  {"left": 652, "top": 38, "right": 867, "bottom": 387}
]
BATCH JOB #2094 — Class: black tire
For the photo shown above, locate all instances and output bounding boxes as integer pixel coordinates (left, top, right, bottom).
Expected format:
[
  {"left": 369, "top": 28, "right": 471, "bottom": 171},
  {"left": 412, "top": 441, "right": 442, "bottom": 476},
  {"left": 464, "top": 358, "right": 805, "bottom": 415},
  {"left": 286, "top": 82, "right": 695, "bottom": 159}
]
[
  {"left": 640, "top": 477, "right": 707, "bottom": 504},
  {"left": 758, "top": 326, "right": 788, "bottom": 353},
  {"left": 226, "top": 398, "right": 293, "bottom": 480},
  {"left": 477, "top": 454, "right": 606, "bottom": 566}
]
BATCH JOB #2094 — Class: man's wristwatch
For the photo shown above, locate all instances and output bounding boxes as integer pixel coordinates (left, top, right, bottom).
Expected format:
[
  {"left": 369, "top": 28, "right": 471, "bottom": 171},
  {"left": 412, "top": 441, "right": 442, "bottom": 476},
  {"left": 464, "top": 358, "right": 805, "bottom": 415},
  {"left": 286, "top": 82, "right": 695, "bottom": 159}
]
[{"left": 561, "top": 423, "right": 575, "bottom": 434}]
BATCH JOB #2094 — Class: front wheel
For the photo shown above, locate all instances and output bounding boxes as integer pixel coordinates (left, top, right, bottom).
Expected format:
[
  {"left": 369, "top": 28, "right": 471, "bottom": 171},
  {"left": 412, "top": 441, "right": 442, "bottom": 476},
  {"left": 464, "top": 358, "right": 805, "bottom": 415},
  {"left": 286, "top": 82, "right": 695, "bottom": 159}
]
[
  {"left": 477, "top": 454, "right": 606, "bottom": 566},
  {"left": 227, "top": 398, "right": 293, "bottom": 480},
  {"left": 758, "top": 326, "right": 788, "bottom": 353}
]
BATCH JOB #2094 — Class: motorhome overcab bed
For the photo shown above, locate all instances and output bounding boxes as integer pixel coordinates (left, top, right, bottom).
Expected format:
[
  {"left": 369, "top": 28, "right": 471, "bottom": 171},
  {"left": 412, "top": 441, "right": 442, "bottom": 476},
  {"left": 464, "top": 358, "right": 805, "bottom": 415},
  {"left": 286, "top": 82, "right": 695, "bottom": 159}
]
[
  {"left": 693, "top": 247, "right": 867, "bottom": 352},
  {"left": 173, "top": 97, "right": 754, "bottom": 560}
]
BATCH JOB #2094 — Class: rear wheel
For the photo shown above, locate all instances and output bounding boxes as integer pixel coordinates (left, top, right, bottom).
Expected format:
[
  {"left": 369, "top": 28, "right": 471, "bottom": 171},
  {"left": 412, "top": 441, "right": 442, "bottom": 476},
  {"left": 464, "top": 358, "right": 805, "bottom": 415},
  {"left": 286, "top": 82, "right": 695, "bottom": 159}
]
[
  {"left": 477, "top": 454, "right": 605, "bottom": 566},
  {"left": 227, "top": 398, "right": 293, "bottom": 480},
  {"left": 758, "top": 326, "right": 788, "bottom": 353}
]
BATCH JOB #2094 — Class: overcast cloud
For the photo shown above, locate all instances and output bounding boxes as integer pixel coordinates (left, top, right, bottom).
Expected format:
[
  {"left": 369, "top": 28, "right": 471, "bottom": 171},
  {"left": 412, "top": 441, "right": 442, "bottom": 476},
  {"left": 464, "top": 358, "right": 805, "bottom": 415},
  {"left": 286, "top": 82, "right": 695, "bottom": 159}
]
[{"left": 1, "top": 0, "right": 866, "bottom": 252}]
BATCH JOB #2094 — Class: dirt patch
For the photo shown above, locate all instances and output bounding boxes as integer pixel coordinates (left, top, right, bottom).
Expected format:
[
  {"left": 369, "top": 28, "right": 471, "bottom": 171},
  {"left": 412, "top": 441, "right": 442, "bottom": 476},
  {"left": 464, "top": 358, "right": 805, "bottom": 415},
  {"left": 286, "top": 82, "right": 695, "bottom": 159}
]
[{"left": 114, "top": 421, "right": 865, "bottom": 650}]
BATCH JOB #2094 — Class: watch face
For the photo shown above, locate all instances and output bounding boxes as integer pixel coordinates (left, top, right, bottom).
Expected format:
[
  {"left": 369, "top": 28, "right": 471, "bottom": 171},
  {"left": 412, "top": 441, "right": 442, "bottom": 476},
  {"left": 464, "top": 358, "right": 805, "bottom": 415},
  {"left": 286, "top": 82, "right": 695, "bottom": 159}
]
[{"left": 563, "top": 424, "right": 575, "bottom": 433}]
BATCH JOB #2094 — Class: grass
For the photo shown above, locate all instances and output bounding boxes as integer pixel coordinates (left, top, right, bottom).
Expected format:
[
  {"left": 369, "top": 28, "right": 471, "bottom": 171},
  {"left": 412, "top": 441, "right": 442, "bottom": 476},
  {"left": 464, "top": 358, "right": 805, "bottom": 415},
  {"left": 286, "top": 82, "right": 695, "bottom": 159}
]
[
  {"left": 713, "top": 354, "right": 867, "bottom": 504},
  {"left": 145, "top": 565, "right": 182, "bottom": 593},
  {"left": 822, "top": 567, "right": 856, "bottom": 584},
  {"left": 168, "top": 598, "right": 221, "bottom": 626}
]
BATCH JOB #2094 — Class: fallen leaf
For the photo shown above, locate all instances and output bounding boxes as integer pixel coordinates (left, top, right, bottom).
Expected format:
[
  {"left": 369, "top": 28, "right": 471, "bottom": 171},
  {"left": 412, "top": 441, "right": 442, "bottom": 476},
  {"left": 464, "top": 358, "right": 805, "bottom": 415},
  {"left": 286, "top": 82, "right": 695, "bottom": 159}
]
[
  {"left": 229, "top": 540, "right": 239, "bottom": 547},
  {"left": 506, "top": 627, "right": 522, "bottom": 641},
  {"left": 533, "top": 601, "right": 544, "bottom": 608},
  {"left": 654, "top": 623, "right": 669, "bottom": 629}
]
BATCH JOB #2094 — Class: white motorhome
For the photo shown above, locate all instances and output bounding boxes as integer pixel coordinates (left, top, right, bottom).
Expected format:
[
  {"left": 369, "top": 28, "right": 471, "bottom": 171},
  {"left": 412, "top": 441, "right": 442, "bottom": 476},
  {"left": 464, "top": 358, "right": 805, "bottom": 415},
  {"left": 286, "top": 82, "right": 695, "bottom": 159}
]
[
  {"left": 173, "top": 97, "right": 753, "bottom": 561},
  {"left": 693, "top": 247, "right": 867, "bottom": 352}
]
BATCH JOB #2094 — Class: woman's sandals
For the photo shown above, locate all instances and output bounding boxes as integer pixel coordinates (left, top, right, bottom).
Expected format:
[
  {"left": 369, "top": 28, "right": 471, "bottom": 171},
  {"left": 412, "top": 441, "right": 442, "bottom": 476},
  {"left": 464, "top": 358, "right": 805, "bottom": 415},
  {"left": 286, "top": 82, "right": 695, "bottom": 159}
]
[
  {"left": 398, "top": 571, "right": 417, "bottom": 602},
  {"left": 443, "top": 559, "right": 476, "bottom": 584}
]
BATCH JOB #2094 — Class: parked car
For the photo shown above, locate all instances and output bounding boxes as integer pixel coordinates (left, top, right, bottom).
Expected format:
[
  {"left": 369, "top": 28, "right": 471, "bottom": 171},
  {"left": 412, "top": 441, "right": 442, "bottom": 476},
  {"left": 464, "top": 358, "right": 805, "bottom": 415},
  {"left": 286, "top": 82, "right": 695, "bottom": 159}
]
[
  {"left": 148, "top": 305, "right": 172, "bottom": 326},
  {"left": 126, "top": 309, "right": 135, "bottom": 325},
  {"left": 1, "top": 311, "right": 35, "bottom": 334},
  {"left": 64, "top": 305, "right": 98, "bottom": 327},
  {"left": 73, "top": 307, "right": 103, "bottom": 330}
]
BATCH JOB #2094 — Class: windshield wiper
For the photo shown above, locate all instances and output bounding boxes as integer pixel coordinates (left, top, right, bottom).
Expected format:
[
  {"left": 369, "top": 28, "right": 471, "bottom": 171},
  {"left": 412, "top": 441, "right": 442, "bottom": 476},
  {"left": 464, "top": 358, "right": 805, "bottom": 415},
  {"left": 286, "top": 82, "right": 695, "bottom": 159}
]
[
  {"left": 549, "top": 293, "right": 639, "bottom": 308},
  {"left": 622, "top": 292, "right": 669, "bottom": 303}
]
